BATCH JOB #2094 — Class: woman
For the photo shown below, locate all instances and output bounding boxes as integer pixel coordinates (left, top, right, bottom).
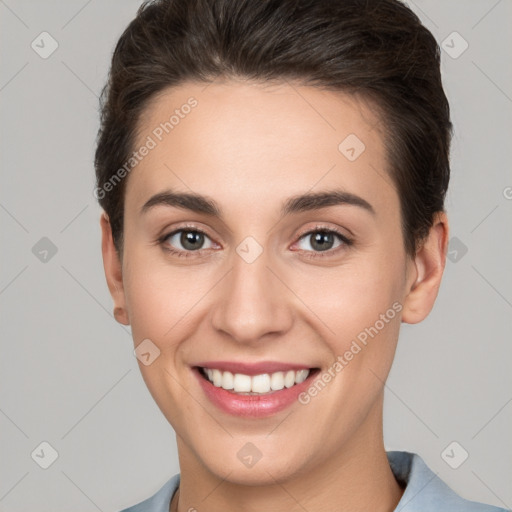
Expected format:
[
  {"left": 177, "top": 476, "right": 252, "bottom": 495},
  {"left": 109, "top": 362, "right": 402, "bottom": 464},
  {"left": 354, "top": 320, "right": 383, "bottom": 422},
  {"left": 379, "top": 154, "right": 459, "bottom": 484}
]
[{"left": 94, "top": 0, "right": 507, "bottom": 510}]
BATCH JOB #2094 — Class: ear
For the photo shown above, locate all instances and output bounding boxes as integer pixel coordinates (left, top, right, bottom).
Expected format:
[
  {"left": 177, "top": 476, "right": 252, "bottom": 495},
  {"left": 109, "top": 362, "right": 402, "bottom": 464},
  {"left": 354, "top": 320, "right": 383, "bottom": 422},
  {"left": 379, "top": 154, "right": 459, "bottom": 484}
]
[
  {"left": 100, "top": 212, "right": 130, "bottom": 325},
  {"left": 401, "top": 211, "right": 449, "bottom": 324}
]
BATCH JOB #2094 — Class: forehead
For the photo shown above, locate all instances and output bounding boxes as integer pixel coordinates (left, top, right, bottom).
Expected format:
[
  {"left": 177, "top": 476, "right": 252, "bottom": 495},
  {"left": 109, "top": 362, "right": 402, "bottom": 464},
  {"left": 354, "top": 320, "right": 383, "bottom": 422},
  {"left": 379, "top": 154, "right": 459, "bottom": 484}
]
[{"left": 126, "top": 79, "right": 397, "bottom": 220}]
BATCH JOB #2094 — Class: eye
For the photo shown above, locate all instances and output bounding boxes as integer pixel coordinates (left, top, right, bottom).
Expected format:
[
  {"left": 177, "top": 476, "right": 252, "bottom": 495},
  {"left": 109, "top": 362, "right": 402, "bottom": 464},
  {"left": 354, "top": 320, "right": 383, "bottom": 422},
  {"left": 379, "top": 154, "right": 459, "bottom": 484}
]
[
  {"left": 157, "top": 224, "right": 353, "bottom": 259},
  {"left": 294, "top": 226, "right": 353, "bottom": 257},
  {"left": 159, "top": 226, "right": 216, "bottom": 257}
]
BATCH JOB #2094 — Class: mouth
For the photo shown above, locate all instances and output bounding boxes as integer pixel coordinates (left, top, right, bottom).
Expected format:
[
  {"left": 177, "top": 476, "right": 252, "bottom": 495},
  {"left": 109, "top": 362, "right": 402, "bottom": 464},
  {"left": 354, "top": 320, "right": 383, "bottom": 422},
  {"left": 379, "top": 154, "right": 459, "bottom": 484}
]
[
  {"left": 196, "top": 366, "right": 316, "bottom": 395},
  {"left": 191, "top": 363, "right": 321, "bottom": 417}
]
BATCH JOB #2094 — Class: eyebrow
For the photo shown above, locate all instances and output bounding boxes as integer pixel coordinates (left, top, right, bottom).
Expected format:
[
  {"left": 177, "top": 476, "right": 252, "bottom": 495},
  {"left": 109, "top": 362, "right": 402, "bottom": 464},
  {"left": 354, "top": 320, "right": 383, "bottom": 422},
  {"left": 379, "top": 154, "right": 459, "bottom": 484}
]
[{"left": 140, "top": 188, "right": 376, "bottom": 219}]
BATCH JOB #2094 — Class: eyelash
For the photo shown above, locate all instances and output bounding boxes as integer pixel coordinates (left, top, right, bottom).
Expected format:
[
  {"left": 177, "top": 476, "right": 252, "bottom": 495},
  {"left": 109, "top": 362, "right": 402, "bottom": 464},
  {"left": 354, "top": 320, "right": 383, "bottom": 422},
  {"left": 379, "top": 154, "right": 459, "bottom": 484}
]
[{"left": 157, "top": 224, "right": 353, "bottom": 260}]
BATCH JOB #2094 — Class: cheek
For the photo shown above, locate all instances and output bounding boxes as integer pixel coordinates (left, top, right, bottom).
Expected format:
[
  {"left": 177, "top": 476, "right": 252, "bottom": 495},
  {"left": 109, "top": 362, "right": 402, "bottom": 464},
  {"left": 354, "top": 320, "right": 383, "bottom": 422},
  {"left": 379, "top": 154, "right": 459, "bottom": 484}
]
[
  {"left": 287, "top": 251, "right": 404, "bottom": 378},
  {"left": 121, "top": 250, "right": 203, "bottom": 413},
  {"left": 122, "top": 246, "right": 219, "bottom": 354},
  {"left": 122, "top": 246, "right": 187, "bottom": 342},
  {"left": 122, "top": 229, "right": 406, "bottom": 351},
  {"left": 292, "top": 255, "right": 402, "bottom": 330}
]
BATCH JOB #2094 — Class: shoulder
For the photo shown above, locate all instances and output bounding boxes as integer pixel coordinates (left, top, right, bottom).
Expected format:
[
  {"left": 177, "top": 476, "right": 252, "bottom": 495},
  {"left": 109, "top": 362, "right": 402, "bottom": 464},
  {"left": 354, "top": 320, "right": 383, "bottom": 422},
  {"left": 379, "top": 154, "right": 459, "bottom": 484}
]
[
  {"left": 119, "top": 473, "right": 180, "bottom": 512},
  {"left": 387, "top": 451, "right": 509, "bottom": 512},
  {"left": 117, "top": 456, "right": 509, "bottom": 512}
]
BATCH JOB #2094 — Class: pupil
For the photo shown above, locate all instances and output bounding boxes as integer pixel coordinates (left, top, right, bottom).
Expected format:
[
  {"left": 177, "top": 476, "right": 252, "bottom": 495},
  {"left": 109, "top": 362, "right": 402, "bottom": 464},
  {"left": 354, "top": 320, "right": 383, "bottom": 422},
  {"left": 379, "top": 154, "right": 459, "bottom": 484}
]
[
  {"left": 178, "top": 231, "right": 334, "bottom": 252},
  {"left": 181, "top": 231, "right": 203, "bottom": 250},
  {"left": 312, "top": 232, "right": 333, "bottom": 252}
]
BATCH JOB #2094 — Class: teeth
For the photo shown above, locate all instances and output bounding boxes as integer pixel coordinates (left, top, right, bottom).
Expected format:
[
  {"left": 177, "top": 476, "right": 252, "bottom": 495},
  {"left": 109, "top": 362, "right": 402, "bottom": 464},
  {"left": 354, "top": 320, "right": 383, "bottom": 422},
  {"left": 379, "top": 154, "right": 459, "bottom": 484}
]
[
  {"left": 284, "top": 370, "right": 295, "bottom": 388},
  {"left": 295, "top": 369, "right": 309, "bottom": 384},
  {"left": 270, "top": 371, "right": 285, "bottom": 391},
  {"left": 202, "top": 367, "right": 311, "bottom": 394},
  {"left": 221, "top": 371, "right": 234, "bottom": 390},
  {"left": 212, "top": 369, "right": 222, "bottom": 387},
  {"left": 233, "top": 373, "right": 252, "bottom": 392},
  {"left": 251, "top": 373, "right": 271, "bottom": 393}
]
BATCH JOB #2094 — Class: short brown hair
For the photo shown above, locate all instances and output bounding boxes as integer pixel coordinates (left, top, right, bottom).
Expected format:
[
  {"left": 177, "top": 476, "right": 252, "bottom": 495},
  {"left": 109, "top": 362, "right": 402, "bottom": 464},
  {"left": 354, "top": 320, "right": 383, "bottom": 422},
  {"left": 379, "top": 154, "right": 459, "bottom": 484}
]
[{"left": 94, "top": 0, "right": 452, "bottom": 257}]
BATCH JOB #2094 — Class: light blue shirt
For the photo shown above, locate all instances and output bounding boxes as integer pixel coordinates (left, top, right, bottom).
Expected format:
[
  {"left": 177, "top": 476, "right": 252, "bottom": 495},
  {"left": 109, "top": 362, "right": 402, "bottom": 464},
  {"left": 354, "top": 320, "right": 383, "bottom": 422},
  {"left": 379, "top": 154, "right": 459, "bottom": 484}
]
[{"left": 119, "top": 451, "right": 509, "bottom": 511}]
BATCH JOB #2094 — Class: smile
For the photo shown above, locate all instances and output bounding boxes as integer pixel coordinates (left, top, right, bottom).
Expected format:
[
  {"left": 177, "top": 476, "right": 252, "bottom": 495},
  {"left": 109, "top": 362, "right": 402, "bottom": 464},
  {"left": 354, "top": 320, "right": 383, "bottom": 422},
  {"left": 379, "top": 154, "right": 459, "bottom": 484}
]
[
  {"left": 200, "top": 367, "right": 310, "bottom": 395},
  {"left": 192, "top": 362, "right": 321, "bottom": 417}
]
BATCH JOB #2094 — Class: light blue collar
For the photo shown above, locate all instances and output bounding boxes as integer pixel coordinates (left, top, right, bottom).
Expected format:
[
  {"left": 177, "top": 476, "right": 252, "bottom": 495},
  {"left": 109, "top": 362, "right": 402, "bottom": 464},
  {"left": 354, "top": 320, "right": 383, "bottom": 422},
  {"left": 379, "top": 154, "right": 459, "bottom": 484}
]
[{"left": 119, "top": 451, "right": 507, "bottom": 511}]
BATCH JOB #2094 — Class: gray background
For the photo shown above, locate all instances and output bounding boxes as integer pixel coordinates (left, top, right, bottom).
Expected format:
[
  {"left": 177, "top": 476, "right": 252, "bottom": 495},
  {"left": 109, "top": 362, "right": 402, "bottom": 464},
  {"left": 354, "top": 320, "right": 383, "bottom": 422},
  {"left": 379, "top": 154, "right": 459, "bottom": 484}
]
[{"left": 1, "top": 0, "right": 511, "bottom": 510}]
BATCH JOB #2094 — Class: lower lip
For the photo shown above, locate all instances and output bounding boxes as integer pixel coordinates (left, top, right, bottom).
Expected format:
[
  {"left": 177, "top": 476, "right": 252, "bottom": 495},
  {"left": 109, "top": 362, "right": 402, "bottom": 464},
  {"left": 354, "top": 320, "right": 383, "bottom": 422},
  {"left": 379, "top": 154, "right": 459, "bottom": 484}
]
[{"left": 193, "top": 367, "right": 319, "bottom": 418}]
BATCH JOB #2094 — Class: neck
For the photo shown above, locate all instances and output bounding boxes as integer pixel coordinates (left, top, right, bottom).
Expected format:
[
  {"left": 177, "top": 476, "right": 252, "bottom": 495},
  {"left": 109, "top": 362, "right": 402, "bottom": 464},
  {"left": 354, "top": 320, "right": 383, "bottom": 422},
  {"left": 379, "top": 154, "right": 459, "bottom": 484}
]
[{"left": 173, "top": 396, "right": 403, "bottom": 512}]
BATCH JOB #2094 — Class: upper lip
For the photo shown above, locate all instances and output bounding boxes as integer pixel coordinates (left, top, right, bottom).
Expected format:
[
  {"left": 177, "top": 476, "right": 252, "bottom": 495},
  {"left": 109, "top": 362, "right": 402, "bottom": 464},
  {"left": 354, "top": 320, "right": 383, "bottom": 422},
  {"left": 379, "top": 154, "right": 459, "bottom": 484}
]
[{"left": 194, "top": 361, "right": 315, "bottom": 376}]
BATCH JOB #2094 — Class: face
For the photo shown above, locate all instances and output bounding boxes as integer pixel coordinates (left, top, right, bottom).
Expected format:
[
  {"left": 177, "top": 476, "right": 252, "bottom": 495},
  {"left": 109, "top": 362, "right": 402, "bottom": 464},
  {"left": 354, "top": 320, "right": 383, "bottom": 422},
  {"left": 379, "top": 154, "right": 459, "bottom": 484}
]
[{"left": 101, "top": 79, "right": 447, "bottom": 486}]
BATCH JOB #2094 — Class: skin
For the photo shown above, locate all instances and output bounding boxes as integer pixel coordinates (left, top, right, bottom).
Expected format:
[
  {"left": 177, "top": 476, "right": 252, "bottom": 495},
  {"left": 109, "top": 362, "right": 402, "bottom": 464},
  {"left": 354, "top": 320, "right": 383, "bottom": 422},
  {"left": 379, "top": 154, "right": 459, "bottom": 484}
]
[{"left": 100, "top": 79, "right": 449, "bottom": 512}]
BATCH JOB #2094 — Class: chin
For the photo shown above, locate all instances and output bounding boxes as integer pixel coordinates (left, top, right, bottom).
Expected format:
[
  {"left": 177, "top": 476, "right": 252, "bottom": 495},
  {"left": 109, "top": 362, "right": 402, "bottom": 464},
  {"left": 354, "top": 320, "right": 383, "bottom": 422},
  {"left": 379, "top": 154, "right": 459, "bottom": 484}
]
[{"left": 194, "top": 438, "right": 312, "bottom": 487}]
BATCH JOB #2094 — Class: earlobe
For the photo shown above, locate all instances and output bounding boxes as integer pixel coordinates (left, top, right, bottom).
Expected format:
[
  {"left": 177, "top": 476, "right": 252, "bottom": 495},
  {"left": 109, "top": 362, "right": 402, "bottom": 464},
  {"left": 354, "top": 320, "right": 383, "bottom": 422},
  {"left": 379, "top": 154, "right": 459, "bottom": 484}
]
[
  {"left": 401, "top": 212, "right": 449, "bottom": 324},
  {"left": 100, "top": 212, "right": 130, "bottom": 325}
]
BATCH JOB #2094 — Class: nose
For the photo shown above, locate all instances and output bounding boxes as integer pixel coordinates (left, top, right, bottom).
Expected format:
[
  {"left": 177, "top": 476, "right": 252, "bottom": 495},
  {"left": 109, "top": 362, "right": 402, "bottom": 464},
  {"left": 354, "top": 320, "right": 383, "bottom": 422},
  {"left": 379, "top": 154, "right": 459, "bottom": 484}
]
[{"left": 210, "top": 249, "right": 293, "bottom": 344}]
